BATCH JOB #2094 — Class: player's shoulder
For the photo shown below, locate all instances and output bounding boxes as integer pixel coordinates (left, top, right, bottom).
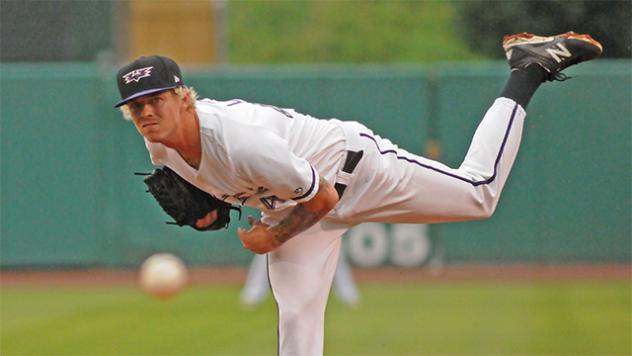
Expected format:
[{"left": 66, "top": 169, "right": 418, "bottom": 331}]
[
  {"left": 195, "top": 99, "right": 225, "bottom": 118},
  {"left": 196, "top": 98, "right": 255, "bottom": 123},
  {"left": 195, "top": 99, "right": 230, "bottom": 130},
  {"left": 194, "top": 99, "right": 267, "bottom": 150},
  {"left": 196, "top": 98, "right": 254, "bottom": 112}
]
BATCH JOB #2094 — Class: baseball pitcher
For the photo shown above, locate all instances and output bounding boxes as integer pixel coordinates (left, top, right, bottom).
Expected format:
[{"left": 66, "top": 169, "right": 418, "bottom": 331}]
[{"left": 114, "top": 32, "right": 602, "bottom": 355}]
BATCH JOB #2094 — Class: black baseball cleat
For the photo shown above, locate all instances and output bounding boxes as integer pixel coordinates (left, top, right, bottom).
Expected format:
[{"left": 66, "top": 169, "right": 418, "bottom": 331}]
[{"left": 503, "top": 31, "right": 603, "bottom": 81}]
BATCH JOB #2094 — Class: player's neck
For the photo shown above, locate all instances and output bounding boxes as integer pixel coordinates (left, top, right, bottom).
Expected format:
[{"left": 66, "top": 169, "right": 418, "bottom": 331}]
[{"left": 163, "top": 111, "right": 202, "bottom": 169}]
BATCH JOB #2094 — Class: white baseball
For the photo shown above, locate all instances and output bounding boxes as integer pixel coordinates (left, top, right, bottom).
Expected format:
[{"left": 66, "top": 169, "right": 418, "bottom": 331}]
[{"left": 139, "top": 253, "right": 188, "bottom": 299}]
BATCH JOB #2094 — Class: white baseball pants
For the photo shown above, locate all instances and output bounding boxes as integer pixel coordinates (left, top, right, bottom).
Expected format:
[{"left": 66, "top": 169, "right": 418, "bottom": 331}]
[{"left": 268, "top": 97, "right": 526, "bottom": 356}]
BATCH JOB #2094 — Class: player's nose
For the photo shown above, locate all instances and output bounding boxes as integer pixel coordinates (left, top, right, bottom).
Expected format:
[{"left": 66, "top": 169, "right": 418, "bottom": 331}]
[{"left": 140, "top": 103, "right": 155, "bottom": 118}]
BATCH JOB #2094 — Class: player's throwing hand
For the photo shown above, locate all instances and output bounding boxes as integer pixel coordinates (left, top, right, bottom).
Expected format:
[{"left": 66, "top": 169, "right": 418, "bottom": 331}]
[{"left": 238, "top": 216, "right": 281, "bottom": 254}]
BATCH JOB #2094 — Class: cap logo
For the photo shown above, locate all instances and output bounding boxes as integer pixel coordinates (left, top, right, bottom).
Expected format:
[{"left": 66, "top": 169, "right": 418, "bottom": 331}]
[{"left": 122, "top": 66, "right": 154, "bottom": 84}]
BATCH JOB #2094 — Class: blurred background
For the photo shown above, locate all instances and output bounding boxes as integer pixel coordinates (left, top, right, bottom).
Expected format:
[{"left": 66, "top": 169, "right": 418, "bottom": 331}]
[{"left": 1, "top": 1, "right": 630, "bottom": 355}]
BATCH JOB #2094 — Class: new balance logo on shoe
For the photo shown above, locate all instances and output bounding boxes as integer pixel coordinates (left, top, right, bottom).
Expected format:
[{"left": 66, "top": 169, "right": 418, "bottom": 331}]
[
  {"left": 546, "top": 43, "right": 572, "bottom": 63},
  {"left": 503, "top": 31, "right": 602, "bottom": 81}
]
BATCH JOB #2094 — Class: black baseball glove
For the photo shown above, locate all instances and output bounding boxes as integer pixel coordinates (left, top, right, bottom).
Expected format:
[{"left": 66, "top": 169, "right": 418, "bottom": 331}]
[{"left": 140, "top": 166, "right": 241, "bottom": 231}]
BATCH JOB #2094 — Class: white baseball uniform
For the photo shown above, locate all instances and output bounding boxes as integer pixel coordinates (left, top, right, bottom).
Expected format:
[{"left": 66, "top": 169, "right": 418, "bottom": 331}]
[
  {"left": 144, "top": 96, "right": 526, "bottom": 356},
  {"left": 240, "top": 247, "right": 360, "bottom": 306}
]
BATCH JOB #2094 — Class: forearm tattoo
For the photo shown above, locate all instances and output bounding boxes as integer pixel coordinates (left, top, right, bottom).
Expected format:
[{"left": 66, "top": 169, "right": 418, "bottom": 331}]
[{"left": 270, "top": 178, "right": 332, "bottom": 244}]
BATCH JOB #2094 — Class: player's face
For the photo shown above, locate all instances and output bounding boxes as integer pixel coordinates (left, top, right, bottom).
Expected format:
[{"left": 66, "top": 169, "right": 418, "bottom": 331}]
[{"left": 127, "top": 90, "right": 185, "bottom": 142}]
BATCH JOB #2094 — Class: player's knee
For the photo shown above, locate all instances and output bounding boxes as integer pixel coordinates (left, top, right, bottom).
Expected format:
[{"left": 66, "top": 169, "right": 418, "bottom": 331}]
[
  {"left": 467, "top": 188, "right": 500, "bottom": 220},
  {"left": 278, "top": 296, "right": 325, "bottom": 325},
  {"left": 466, "top": 198, "right": 498, "bottom": 220},
  {"left": 477, "top": 204, "right": 497, "bottom": 219},
  {"left": 279, "top": 308, "right": 301, "bottom": 326},
  {"left": 279, "top": 305, "right": 323, "bottom": 330}
]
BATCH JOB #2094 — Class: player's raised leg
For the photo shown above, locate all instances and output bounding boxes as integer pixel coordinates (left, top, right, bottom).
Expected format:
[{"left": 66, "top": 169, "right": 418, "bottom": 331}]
[
  {"left": 267, "top": 221, "right": 349, "bottom": 356},
  {"left": 354, "top": 97, "right": 526, "bottom": 223},
  {"left": 351, "top": 32, "right": 602, "bottom": 224}
]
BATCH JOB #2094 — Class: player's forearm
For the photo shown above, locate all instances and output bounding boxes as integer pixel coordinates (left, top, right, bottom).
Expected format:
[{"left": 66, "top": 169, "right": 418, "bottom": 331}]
[
  {"left": 268, "top": 204, "right": 323, "bottom": 244},
  {"left": 269, "top": 178, "right": 339, "bottom": 244}
]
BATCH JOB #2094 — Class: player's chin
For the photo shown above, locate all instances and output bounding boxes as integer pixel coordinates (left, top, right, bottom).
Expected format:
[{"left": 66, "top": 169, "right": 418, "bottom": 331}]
[{"left": 141, "top": 129, "right": 164, "bottom": 142}]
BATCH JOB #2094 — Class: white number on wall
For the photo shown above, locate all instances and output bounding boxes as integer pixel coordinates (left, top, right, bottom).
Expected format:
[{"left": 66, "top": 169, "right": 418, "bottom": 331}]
[{"left": 346, "top": 223, "right": 431, "bottom": 267}]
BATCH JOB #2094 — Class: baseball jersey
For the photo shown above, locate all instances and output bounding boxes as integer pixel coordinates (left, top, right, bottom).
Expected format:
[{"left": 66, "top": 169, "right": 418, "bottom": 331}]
[{"left": 144, "top": 99, "right": 346, "bottom": 222}]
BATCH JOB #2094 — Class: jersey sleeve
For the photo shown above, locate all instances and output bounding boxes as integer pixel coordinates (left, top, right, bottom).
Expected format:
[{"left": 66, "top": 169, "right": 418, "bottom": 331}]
[{"left": 229, "top": 125, "right": 319, "bottom": 203}]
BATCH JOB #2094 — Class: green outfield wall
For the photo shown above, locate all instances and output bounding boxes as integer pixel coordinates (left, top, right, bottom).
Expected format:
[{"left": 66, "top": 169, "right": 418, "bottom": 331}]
[{"left": 1, "top": 61, "right": 629, "bottom": 268}]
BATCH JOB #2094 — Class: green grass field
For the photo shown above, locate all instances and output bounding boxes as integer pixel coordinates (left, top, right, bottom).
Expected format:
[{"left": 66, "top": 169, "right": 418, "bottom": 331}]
[{"left": 1, "top": 281, "right": 630, "bottom": 355}]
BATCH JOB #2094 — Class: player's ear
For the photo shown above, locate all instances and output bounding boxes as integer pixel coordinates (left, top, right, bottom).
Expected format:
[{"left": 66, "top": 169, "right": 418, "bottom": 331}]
[{"left": 178, "top": 89, "right": 193, "bottom": 110}]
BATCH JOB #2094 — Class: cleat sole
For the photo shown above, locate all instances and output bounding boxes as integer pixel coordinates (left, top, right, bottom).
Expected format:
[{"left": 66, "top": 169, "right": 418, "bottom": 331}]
[{"left": 503, "top": 31, "right": 603, "bottom": 53}]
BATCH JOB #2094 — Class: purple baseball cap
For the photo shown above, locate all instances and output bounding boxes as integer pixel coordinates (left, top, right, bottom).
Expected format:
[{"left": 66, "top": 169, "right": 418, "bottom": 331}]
[{"left": 114, "top": 55, "right": 184, "bottom": 107}]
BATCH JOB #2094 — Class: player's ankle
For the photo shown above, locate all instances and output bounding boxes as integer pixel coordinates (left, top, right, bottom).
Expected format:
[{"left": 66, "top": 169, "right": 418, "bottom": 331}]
[{"left": 500, "top": 65, "right": 545, "bottom": 109}]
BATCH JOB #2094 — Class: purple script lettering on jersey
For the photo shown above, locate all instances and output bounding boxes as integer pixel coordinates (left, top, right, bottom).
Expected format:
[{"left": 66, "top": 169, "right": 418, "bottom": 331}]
[
  {"left": 232, "top": 192, "right": 250, "bottom": 205},
  {"left": 260, "top": 195, "right": 285, "bottom": 210}
]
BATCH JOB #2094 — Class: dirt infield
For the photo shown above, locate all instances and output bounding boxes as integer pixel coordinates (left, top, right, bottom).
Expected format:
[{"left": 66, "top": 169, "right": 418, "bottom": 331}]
[{"left": 1, "top": 264, "right": 630, "bottom": 286}]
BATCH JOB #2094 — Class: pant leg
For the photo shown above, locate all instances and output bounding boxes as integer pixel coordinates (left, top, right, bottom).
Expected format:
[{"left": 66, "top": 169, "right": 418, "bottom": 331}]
[
  {"left": 332, "top": 248, "right": 360, "bottom": 305},
  {"left": 240, "top": 253, "right": 270, "bottom": 305},
  {"left": 341, "top": 97, "right": 526, "bottom": 224},
  {"left": 268, "top": 220, "right": 349, "bottom": 356}
]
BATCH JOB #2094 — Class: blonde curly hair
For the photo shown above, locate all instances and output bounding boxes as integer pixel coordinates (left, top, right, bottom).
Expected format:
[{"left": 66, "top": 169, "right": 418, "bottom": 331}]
[{"left": 119, "top": 86, "right": 199, "bottom": 120}]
